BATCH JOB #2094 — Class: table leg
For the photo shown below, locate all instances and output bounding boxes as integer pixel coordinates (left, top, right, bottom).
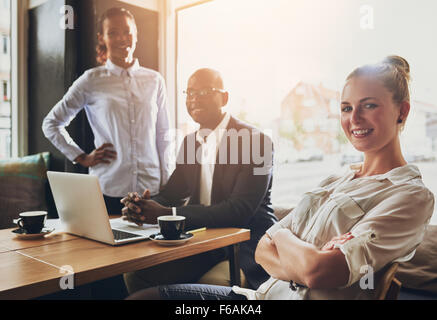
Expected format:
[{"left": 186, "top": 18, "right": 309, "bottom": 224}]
[{"left": 228, "top": 243, "right": 241, "bottom": 286}]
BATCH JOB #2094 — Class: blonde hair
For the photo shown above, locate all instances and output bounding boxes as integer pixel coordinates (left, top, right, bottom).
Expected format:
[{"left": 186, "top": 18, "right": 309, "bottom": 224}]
[{"left": 346, "top": 55, "right": 411, "bottom": 105}]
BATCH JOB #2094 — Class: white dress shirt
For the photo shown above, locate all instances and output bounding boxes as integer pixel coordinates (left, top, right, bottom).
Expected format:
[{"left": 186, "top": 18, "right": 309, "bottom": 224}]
[
  {"left": 233, "top": 163, "right": 435, "bottom": 299},
  {"left": 42, "top": 59, "right": 173, "bottom": 197},
  {"left": 196, "top": 113, "right": 231, "bottom": 206}
]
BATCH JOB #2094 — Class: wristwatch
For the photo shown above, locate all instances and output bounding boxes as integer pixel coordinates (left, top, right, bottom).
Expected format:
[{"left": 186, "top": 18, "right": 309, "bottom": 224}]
[{"left": 289, "top": 280, "right": 307, "bottom": 291}]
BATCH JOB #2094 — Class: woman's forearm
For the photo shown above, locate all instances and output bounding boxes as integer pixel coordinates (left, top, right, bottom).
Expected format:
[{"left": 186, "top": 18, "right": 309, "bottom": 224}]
[
  {"left": 254, "top": 235, "right": 289, "bottom": 280},
  {"left": 271, "top": 229, "right": 319, "bottom": 285},
  {"left": 271, "top": 229, "right": 349, "bottom": 288}
]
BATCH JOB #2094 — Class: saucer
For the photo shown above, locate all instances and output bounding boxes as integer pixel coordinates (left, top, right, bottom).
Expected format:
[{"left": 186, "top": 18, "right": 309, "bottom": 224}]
[
  {"left": 12, "top": 227, "right": 55, "bottom": 240},
  {"left": 149, "top": 232, "right": 193, "bottom": 246}
]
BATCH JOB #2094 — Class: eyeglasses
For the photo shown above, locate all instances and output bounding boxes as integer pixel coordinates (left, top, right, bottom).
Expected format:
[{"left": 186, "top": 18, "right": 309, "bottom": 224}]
[{"left": 183, "top": 88, "right": 226, "bottom": 99}]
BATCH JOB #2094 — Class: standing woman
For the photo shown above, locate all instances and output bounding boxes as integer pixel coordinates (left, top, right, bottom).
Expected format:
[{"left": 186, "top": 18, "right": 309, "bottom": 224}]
[{"left": 43, "top": 7, "right": 172, "bottom": 214}]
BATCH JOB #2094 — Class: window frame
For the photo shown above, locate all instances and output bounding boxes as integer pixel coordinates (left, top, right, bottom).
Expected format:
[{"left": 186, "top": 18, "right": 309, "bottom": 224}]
[
  {"left": 173, "top": 0, "right": 213, "bottom": 131},
  {"left": 2, "top": 80, "right": 9, "bottom": 102},
  {"left": 10, "top": 0, "right": 28, "bottom": 157},
  {"left": 158, "top": 0, "right": 214, "bottom": 133},
  {"left": 2, "top": 35, "right": 7, "bottom": 54}
]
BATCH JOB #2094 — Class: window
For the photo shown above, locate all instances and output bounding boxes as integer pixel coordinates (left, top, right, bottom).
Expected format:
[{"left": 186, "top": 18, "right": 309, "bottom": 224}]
[
  {"left": 0, "top": 0, "right": 11, "bottom": 158},
  {"left": 2, "top": 81, "right": 9, "bottom": 101},
  {"left": 2, "top": 35, "right": 7, "bottom": 54},
  {"left": 175, "top": 0, "right": 437, "bottom": 224}
]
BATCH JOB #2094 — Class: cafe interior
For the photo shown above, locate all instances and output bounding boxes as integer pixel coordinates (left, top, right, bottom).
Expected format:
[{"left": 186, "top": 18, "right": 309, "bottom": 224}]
[{"left": 0, "top": 0, "right": 436, "bottom": 301}]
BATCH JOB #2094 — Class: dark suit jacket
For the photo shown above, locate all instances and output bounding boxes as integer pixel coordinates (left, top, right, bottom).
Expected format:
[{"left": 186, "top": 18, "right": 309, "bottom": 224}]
[{"left": 153, "top": 116, "right": 277, "bottom": 289}]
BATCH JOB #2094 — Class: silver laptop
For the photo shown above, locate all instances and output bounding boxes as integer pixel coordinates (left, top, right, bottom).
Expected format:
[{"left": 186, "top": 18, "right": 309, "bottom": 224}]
[{"left": 47, "top": 171, "right": 159, "bottom": 245}]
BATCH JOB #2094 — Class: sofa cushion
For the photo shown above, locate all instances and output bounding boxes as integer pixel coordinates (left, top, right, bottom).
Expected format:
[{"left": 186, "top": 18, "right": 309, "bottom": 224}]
[
  {"left": 0, "top": 152, "right": 49, "bottom": 229},
  {"left": 397, "top": 225, "right": 437, "bottom": 293},
  {"left": 197, "top": 260, "right": 248, "bottom": 288}
]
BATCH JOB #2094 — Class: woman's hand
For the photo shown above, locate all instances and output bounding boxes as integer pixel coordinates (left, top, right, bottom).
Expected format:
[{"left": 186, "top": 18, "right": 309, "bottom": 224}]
[
  {"left": 254, "top": 234, "right": 290, "bottom": 280},
  {"left": 74, "top": 143, "right": 117, "bottom": 167},
  {"left": 321, "top": 232, "right": 354, "bottom": 251},
  {"left": 255, "top": 234, "right": 277, "bottom": 265}
]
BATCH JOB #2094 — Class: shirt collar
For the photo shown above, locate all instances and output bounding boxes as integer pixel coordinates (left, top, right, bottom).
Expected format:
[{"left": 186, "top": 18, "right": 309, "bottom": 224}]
[
  {"left": 349, "top": 163, "right": 422, "bottom": 185},
  {"left": 105, "top": 59, "right": 140, "bottom": 77},
  {"left": 196, "top": 112, "right": 231, "bottom": 145}
]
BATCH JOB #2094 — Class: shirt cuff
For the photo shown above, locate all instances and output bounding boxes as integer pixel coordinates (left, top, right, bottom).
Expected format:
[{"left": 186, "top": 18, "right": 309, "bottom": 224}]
[
  {"left": 232, "top": 286, "right": 257, "bottom": 300},
  {"left": 337, "top": 229, "right": 376, "bottom": 287},
  {"left": 64, "top": 147, "right": 86, "bottom": 163},
  {"left": 265, "top": 222, "right": 284, "bottom": 239}
]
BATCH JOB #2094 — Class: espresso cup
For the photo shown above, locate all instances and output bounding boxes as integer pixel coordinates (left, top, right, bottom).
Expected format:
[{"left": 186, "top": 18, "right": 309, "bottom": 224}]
[
  {"left": 16, "top": 211, "right": 47, "bottom": 234},
  {"left": 158, "top": 215, "right": 186, "bottom": 240}
]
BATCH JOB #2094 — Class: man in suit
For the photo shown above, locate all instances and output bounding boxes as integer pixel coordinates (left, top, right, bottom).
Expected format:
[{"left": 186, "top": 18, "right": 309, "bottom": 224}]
[{"left": 122, "top": 68, "right": 277, "bottom": 294}]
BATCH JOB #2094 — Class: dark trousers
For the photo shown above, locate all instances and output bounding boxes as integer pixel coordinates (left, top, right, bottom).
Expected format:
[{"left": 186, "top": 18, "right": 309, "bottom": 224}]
[
  {"left": 127, "top": 284, "right": 247, "bottom": 300},
  {"left": 123, "top": 249, "right": 227, "bottom": 294},
  {"left": 103, "top": 195, "right": 123, "bottom": 215}
]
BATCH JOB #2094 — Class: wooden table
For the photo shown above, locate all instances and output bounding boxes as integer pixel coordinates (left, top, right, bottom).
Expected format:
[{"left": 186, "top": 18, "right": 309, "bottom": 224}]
[
  {"left": 0, "top": 225, "right": 250, "bottom": 300},
  {"left": 0, "top": 245, "right": 11, "bottom": 254},
  {"left": 0, "top": 228, "right": 77, "bottom": 251}
]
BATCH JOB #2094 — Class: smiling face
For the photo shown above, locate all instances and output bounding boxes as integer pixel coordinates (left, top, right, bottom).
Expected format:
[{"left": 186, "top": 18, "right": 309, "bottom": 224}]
[
  {"left": 341, "top": 76, "right": 409, "bottom": 156},
  {"left": 186, "top": 69, "right": 229, "bottom": 129},
  {"left": 98, "top": 15, "right": 137, "bottom": 67}
]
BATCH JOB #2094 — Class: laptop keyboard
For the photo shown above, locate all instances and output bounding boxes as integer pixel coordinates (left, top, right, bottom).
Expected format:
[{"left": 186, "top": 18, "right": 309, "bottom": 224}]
[{"left": 112, "top": 229, "right": 142, "bottom": 241}]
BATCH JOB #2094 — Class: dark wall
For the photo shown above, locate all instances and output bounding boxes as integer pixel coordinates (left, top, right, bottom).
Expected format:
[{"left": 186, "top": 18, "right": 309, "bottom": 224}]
[{"left": 28, "top": 0, "right": 68, "bottom": 172}]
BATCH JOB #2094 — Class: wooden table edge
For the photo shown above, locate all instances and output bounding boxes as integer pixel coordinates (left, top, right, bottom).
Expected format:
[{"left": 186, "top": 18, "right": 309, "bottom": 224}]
[
  {"left": 2, "top": 228, "right": 250, "bottom": 299},
  {"left": 62, "top": 228, "right": 251, "bottom": 287}
]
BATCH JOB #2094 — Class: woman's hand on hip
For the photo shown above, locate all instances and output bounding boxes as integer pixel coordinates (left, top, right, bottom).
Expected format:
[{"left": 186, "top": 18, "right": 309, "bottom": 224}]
[{"left": 74, "top": 143, "right": 117, "bottom": 167}]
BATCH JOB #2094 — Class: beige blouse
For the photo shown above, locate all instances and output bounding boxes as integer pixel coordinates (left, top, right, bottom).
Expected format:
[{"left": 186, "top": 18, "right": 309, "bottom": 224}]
[{"left": 233, "top": 164, "right": 435, "bottom": 300}]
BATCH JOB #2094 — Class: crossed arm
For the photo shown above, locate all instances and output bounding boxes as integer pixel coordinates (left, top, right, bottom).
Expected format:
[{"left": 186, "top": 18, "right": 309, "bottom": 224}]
[
  {"left": 255, "top": 229, "right": 351, "bottom": 289},
  {"left": 123, "top": 191, "right": 352, "bottom": 289}
]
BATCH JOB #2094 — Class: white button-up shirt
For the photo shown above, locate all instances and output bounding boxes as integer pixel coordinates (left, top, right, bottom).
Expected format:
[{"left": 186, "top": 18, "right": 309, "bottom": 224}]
[
  {"left": 196, "top": 113, "right": 231, "bottom": 206},
  {"left": 42, "top": 59, "right": 173, "bottom": 197},
  {"left": 233, "top": 163, "right": 435, "bottom": 299}
]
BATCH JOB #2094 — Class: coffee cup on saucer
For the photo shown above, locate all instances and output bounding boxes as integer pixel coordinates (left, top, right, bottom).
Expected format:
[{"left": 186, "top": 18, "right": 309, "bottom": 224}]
[
  {"left": 158, "top": 215, "right": 186, "bottom": 240},
  {"left": 16, "top": 211, "right": 47, "bottom": 234}
]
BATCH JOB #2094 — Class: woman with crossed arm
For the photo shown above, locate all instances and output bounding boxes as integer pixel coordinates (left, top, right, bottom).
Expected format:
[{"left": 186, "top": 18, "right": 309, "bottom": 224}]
[{"left": 127, "top": 56, "right": 434, "bottom": 300}]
